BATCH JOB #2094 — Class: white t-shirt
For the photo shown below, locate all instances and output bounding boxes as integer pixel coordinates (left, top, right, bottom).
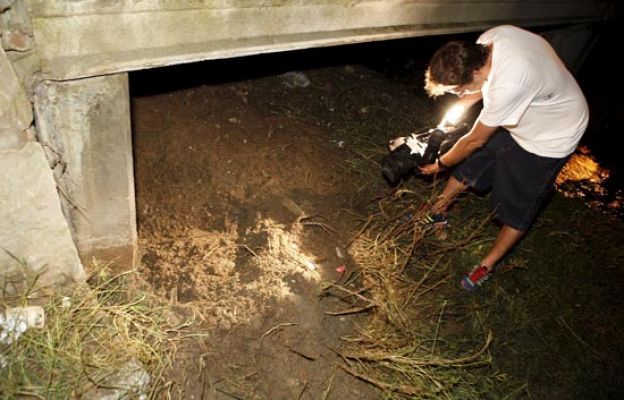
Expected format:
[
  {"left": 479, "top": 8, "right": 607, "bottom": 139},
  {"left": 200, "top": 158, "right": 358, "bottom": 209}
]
[{"left": 477, "top": 25, "right": 589, "bottom": 158}]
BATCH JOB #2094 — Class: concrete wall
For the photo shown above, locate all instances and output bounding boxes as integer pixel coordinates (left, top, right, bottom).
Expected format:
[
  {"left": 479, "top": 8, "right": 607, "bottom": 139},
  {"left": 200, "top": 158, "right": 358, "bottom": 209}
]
[
  {"left": 0, "top": 45, "right": 84, "bottom": 290},
  {"left": 33, "top": 74, "right": 137, "bottom": 269},
  {"left": 0, "top": 37, "right": 31, "bottom": 148},
  {"left": 0, "top": 142, "right": 85, "bottom": 291},
  {"left": 28, "top": 0, "right": 613, "bottom": 80}
]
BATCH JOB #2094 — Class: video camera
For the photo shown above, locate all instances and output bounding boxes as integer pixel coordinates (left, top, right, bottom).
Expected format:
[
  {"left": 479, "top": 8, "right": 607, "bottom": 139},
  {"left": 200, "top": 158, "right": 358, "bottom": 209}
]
[{"left": 381, "top": 122, "right": 469, "bottom": 186}]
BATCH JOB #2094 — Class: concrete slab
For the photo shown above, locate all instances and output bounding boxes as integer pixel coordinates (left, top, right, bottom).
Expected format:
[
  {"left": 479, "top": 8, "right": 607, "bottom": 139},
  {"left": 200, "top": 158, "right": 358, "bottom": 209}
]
[
  {"left": 28, "top": 0, "right": 610, "bottom": 80},
  {"left": 0, "top": 141, "right": 84, "bottom": 291}
]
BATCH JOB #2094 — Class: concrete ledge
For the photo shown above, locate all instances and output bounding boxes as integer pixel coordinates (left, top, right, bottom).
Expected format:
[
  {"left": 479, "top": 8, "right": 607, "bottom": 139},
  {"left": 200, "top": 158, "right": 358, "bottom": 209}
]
[{"left": 30, "top": 0, "right": 609, "bottom": 80}]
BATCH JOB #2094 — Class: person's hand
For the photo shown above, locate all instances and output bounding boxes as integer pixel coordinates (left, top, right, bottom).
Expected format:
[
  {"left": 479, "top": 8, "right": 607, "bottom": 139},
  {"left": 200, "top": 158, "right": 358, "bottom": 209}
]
[{"left": 419, "top": 161, "right": 441, "bottom": 175}]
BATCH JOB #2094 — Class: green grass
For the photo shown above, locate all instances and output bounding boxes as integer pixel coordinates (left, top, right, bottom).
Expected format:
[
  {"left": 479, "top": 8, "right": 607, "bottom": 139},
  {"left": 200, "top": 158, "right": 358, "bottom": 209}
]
[
  {"left": 0, "top": 265, "right": 184, "bottom": 399},
  {"left": 470, "top": 194, "right": 624, "bottom": 399},
  {"left": 331, "top": 148, "right": 624, "bottom": 399}
]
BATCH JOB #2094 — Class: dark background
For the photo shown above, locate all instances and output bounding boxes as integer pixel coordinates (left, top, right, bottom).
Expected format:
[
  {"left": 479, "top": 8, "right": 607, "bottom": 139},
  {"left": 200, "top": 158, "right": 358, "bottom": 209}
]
[
  {"left": 133, "top": 17, "right": 624, "bottom": 207},
  {"left": 576, "top": 19, "right": 624, "bottom": 190}
]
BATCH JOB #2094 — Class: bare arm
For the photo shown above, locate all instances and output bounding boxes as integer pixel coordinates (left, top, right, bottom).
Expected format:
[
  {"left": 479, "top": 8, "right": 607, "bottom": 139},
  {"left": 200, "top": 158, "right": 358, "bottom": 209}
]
[
  {"left": 419, "top": 120, "right": 498, "bottom": 175},
  {"left": 440, "top": 120, "right": 497, "bottom": 165}
]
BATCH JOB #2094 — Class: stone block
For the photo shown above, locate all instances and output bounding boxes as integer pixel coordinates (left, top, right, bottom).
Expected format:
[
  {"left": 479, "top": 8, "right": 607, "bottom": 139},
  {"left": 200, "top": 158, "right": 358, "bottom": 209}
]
[{"left": 0, "top": 142, "right": 84, "bottom": 291}]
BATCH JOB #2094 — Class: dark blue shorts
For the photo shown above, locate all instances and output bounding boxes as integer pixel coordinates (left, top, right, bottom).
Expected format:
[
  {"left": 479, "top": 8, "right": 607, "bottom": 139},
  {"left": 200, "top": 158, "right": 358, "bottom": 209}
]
[{"left": 452, "top": 129, "right": 568, "bottom": 231}]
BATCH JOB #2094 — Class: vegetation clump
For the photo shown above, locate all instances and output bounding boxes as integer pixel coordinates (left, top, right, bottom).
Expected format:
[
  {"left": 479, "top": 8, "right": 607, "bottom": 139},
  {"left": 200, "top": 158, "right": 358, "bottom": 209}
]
[{"left": 0, "top": 262, "right": 185, "bottom": 399}]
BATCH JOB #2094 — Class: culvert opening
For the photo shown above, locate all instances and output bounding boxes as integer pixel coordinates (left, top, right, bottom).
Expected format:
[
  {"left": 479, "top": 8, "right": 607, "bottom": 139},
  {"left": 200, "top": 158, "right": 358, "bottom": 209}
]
[
  {"left": 128, "top": 39, "right": 447, "bottom": 330},
  {"left": 128, "top": 27, "right": 622, "bottom": 322},
  {"left": 125, "top": 27, "right": 624, "bottom": 399}
]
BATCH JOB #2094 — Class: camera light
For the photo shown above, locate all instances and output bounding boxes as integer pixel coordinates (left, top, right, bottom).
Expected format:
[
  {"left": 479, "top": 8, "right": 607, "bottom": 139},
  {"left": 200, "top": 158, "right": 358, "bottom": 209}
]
[{"left": 438, "top": 104, "right": 465, "bottom": 127}]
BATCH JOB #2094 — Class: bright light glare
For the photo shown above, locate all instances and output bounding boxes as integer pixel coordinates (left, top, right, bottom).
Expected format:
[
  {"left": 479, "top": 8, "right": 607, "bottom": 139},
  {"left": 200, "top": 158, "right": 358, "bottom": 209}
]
[{"left": 438, "top": 104, "right": 465, "bottom": 127}]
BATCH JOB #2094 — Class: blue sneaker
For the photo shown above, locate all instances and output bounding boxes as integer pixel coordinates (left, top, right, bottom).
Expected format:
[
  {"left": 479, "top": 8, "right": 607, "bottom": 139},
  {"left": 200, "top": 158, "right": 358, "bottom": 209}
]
[
  {"left": 460, "top": 265, "right": 492, "bottom": 291},
  {"left": 419, "top": 213, "right": 448, "bottom": 227}
]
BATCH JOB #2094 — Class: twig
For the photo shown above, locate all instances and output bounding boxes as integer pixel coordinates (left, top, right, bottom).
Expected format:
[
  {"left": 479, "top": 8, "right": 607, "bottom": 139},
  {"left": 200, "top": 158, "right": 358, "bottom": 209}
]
[
  {"left": 431, "top": 300, "right": 447, "bottom": 355},
  {"left": 409, "top": 275, "right": 451, "bottom": 303},
  {"left": 321, "top": 367, "right": 337, "bottom": 400},
  {"left": 345, "top": 214, "right": 375, "bottom": 248},
  {"left": 297, "top": 382, "right": 309, "bottom": 400},
  {"left": 325, "top": 282, "right": 376, "bottom": 306},
  {"left": 342, "top": 331, "right": 493, "bottom": 367},
  {"left": 238, "top": 244, "right": 259, "bottom": 258},
  {"left": 325, "top": 305, "right": 376, "bottom": 316},
  {"left": 502, "top": 382, "right": 529, "bottom": 400},
  {"left": 339, "top": 364, "right": 423, "bottom": 396},
  {"left": 287, "top": 347, "right": 317, "bottom": 361},
  {"left": 215, "top": 387, "right": 245, "bottom": 400},
  {"left": 556, "top": 316, "right": 604, "bottom": 359},
  {"left": 259, "top": 322, "right": 297, "bottom": 344}
]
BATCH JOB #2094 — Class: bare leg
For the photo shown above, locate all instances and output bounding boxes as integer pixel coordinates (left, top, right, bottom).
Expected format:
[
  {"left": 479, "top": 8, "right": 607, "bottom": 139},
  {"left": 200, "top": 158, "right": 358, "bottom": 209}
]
[
  {"left": 433, "top": 176, "right": 468, "bottom": 214},
  {"left": 428, "top": 176, "right": 468, "bottom": 239},
  {"left": 481, "top": 225, "right": 525, "bottom": 270}
]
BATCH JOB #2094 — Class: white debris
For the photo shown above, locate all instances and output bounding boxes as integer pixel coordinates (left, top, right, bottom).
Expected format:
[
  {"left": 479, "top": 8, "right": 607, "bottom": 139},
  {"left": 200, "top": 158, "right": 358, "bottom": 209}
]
[
  {"left": 303, "top": 259, "right": 317, "bottom": 271},
  {"left": 1, "top": 306, "right": 45, "bottom": 347},
  {"left": 61, "top": 297, "right": 72, "bottom": 308},
  {"left": 6, "top": 306, "right": 45, "bottom": 329},
  {"left": 330, "top": 139, "right": 346, "bottom": 148},
  {"left": 280, "top": 71, "right": 311, "bottom": 88},
  {"left": 335, "top": 247, "right": 345, "bottom": 259},
  {"left": 0, "top": 306, "right": 46, "bottom": 369}
]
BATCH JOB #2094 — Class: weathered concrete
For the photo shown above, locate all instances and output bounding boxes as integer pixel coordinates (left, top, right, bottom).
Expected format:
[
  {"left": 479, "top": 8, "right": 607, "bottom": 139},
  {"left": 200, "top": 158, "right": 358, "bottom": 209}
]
[
  {"left": 6, "top": 48, "right": 40, "bottom": 97},
  {"left": 0, "top": 142, "right": 84, "bottom": 291},
  {"left": 34, "top": 73, "right": 137, "bottom": 269},
  {"left": 0, "top": 44, "right": 32, "bottom": 149},
  {"left": 1, "top": 44, "right": 83, "bottom": 289},
  {"left": 28, "top": 0, "right": 612, "bottom": 80},
  {"left": 1, "top": 0, "right": 33, "bottom": 52}
]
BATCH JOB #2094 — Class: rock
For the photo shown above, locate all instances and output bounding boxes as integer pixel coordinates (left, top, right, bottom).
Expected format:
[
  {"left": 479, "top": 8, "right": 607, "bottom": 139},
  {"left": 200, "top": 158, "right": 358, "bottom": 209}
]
[
  {"left": 0, "top": 142, "right": 84, "bottom": 291},
  {"left": 83, "top": 359, "right": 151, "bottom": 400}
]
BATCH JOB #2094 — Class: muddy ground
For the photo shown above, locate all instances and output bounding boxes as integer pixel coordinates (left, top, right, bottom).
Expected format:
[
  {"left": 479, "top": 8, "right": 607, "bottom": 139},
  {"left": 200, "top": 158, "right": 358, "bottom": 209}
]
[{"left": 130, "top": 31, "right": 624, "bottom": 399}]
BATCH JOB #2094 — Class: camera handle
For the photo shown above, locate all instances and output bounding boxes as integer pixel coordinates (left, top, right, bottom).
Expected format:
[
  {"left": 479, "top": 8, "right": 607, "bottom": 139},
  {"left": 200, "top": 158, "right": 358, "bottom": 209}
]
[{"left": 421, "top": 128, "right": 447, "bottom": 165}]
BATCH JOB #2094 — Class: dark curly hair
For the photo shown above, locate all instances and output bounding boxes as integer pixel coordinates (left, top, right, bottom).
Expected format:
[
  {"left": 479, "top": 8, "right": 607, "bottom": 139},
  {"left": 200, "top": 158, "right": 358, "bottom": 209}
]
[{"left": 425, "top": 41, "right": 490, "bottom": 97}]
